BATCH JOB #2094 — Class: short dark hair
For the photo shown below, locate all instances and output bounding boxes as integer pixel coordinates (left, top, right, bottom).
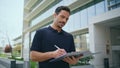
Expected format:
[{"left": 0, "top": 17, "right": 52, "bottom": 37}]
[{"left": 55, "top": 6, "right": 70, "bottom": 14}]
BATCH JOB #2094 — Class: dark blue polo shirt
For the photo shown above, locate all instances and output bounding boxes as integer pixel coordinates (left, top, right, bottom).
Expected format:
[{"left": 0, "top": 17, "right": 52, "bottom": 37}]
[{"left": 30, "top": 26, "right": 75, "bottom": 68}]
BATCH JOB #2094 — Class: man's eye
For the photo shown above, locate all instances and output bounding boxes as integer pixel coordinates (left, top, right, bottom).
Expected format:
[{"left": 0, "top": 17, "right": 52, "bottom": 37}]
[{"left": 61, "top": 16, "right": 64, "bottom": 18}]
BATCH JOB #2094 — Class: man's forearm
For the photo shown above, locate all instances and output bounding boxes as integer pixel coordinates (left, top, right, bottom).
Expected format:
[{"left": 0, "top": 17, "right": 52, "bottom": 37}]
[
  {"left": 30, "top": 48, "right": 66, "bottom": 62},
  {"left": 30, "top": 51, "right": 54, "bottom": 62}
]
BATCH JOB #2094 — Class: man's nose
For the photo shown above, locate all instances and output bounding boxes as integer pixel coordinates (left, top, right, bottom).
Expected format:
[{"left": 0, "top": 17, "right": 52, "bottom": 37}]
[{"left": 63, "top": 18, "right": 67, "bottom": 23}]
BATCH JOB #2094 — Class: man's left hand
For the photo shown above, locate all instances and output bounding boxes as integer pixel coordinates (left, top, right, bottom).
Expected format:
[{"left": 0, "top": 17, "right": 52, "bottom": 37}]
[{"left": 63, "top": 56, "right": 81, "bottom": 65}]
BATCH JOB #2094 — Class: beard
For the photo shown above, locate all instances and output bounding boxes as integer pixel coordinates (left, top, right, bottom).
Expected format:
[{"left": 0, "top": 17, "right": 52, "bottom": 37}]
[{"left": 57, "top": 21, "right": 65, "bottom": 28}]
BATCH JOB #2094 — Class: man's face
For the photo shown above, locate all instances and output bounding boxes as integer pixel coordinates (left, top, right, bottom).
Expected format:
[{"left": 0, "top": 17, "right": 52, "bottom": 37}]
[{"left": 54, "top": 10, "right": 70, "bottom": 28}]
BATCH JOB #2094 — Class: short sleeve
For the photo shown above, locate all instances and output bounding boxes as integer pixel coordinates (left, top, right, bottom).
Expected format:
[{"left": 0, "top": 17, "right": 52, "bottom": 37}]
[{"left": 30, "top": 30, "right": 43, "bottom": 52}]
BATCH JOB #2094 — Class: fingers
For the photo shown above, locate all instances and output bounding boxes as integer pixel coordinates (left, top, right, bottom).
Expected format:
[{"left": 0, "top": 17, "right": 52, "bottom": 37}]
[
  {"left": 76, "top": 56, "right": 81, "bottom": 60},
  {"left": 57, "top": 49, "right": 66, "bottom": 54},
  {"left": 63, "top": 56, "right": 81, "bottom": 65},
  {"left": 64, "top": 56, "right": 76, "bottom": 62},
  {"left": 53, "top": 49, "right": 66, "bottom": 58},
  {"left": 63, "top": 57, "right": 73, "bottom": 63}
]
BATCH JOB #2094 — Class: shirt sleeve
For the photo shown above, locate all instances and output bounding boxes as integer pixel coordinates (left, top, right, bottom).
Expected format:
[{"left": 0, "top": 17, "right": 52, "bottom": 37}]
[{"left": 30, "top": 30, "right": 43, "bottom": 52}]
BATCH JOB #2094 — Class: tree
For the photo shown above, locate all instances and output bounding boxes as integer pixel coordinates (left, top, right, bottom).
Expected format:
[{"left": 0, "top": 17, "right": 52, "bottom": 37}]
[{"left": 4, "top": 44, "right": 12, "bottom": 53}]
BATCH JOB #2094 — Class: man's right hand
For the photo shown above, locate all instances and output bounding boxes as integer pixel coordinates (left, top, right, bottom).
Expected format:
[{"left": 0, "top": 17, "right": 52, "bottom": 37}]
[{"left": 52, "top": 49, "right": 66, "bottom": 58}]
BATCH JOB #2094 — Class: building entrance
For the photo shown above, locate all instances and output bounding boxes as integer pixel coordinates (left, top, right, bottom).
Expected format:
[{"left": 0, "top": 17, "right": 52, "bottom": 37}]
[{"left": 110, "top": 25, "right": 120, "bottom": 68}]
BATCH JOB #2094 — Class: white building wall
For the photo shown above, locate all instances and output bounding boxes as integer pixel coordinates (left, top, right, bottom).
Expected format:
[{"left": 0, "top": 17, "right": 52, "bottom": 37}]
[
  {"left": 23, "top": 32, "right": 30, "bottom": 61},
  {"left": 89, "top": 7, "right": 120, "bottom": 68},
  {"left": 89, "top": 24, "right": 111, "bottom": 68}
]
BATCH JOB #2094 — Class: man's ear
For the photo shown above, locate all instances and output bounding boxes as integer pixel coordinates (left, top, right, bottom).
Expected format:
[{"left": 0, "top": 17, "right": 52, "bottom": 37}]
[{"left": 53, "top": 13, "right": 57, "bottom": 18}]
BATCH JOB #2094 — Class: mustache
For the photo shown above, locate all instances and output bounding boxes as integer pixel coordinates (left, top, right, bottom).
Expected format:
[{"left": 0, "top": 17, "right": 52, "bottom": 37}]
[{"left": 60, "top": 21, "right": 65, "bottom": 24}]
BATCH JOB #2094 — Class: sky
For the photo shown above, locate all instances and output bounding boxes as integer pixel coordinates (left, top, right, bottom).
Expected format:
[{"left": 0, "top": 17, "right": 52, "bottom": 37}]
[{"left": 0, "top": 0, "right": 24, "bottom": 47}]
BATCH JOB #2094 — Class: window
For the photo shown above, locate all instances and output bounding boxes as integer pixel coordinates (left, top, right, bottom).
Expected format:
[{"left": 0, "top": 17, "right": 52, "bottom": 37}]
[
  {"left": 108, "top": 0, "right": 120, "bottom": 10},
  {"left": 109, "top": 0, "right": 116, "bottom": 5},
  {"left": 95, "top": 1, "right": 105, "bottom": 15},
  {"left": 74, "top": 33, "right": 89, "bottom": 51},
  {"left": 65, "top": 15, "right": 74, "bottom": 32},
  {"left": 81, "top": 9, "right": 88, "bottom": 27},
  {"left": 73, "top": 11, "right": 81, "bottom": 30},
  {"left": 116, "top": 0, "right": 120, "bottom": 3},
  {"left": 87, "top": 6, "right": 95, "bottom": 22}
]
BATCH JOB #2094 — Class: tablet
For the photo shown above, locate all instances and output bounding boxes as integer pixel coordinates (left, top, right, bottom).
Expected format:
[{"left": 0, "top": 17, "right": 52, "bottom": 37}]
[{"left": 49, "top": 50, "right": 99, "bottom": 62}]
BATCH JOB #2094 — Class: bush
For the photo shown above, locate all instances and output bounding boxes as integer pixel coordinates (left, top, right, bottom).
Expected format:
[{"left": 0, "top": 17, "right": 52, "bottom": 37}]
[
  {"left": 0, "top": 53, "right": 7, "bottom": 58},
  {"left": 71, "top": 56, "right": 94, "bottom": 66},
  {"left": 30, "top": 60, "right": 38, "bottom": 68}
]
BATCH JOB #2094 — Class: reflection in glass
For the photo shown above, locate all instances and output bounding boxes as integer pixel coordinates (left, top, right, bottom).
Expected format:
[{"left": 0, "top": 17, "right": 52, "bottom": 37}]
[
  {"left": 68, "top": 15, "right": 74, "bottom": 32},
  {"left": 111, "top": 5, "right": 117, "bottom": 10},
  {"left": 87, "top": 6, "right": 95, "bottom": 22},
  {"left": 116, "top": 0, "right": 120, "bottom": 3},
  {"left": 74, "top": 33, "right": 89, "bottom": 51},
  {"left": 95, "top": 1, "right": 105, "bottom": 15},
  {"left": 117, "top": 3, "right": 120, "bottom": 7},
  {"left": 109, "top": 0, "right": 116, "bottom": 5},
  {"left": 81, "top": 9, "right": 88, "bottom": 27},
  {"left": 108, "top": 0, "right": 120, "bottom": 10},
  {"left": 73, "top": 12, "right": 81, "bottom": 30}
]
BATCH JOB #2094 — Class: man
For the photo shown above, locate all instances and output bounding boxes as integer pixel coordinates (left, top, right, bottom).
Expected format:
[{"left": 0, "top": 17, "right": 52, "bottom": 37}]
[{"left": 30, "top": 6, "right": 81, "bottom": 68}]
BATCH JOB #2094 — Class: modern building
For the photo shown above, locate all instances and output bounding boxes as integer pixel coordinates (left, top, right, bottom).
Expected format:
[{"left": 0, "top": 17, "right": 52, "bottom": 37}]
[
  {"left": 23, "top": 0, "right": 120, "bottom": 68},
  {"left": 13, "top": 35, "right": 22, "bottom": 57}
]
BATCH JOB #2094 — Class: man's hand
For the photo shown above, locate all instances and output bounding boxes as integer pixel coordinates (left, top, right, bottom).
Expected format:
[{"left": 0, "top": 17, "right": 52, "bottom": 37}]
[
  {"left": 63, "top": 56, "right": 81, "bottom": 65},
  {"left": 52, "top": 49, "right": 66, "bottom": 58}
]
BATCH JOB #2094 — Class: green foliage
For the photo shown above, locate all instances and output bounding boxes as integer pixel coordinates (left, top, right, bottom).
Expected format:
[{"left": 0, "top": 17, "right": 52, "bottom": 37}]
[
  {"left": 8, "top": 56, "right": 23, "bottom": 61},
  {"left": 12, "top": 50, "right": 21, "bottom": 57},
  {"left": 71, "top": 56, "right": 94, "bottom": 66},
  {"left": 30, "top": 60, "right": 38, "bottom": 68},
  {"left": 0, "top": 53, "right": 7, "bottom": 58},
  {"left": 15, "top": 57, "right": 23, "bottom": 61}
]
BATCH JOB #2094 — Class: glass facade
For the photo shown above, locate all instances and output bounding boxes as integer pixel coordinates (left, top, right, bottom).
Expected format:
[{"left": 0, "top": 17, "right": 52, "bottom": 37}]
[
  {"left": 80, "top": 9, "right": 88, "bottom": 28},
  {"left": 63, "top": 1, "right": 106, "bottom": 32},
  {"left": 73, "top": 12, "right": 81, "bottom": 30},
  {"left": 108, "top": 0, "right": 120, "bottom": 10},
  {"left": 87, "top": 5, "right": 96, "bottom": 22},
  {"left": 74, "top": 33, "right": 89, "bottom": 51},
  {"left": 95, "top": 1, "right": 106, "bottom": 15}
]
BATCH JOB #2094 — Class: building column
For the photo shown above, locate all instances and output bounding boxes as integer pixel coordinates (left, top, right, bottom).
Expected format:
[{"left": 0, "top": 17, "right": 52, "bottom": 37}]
[
  {"left": 23, "top": 32, "right": 30, "bottom": 68},
  {"left": 22, "top": 20, "right": 30, "bottom": 68},
  {"left": 89, "top": 23, "right": 112, "bottom": 68}
]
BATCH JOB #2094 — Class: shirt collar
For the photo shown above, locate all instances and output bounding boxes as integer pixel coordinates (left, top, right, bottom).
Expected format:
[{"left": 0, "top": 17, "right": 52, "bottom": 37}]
[{"left": 48, "top": 26, "right": 63, "bottom": 34}]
